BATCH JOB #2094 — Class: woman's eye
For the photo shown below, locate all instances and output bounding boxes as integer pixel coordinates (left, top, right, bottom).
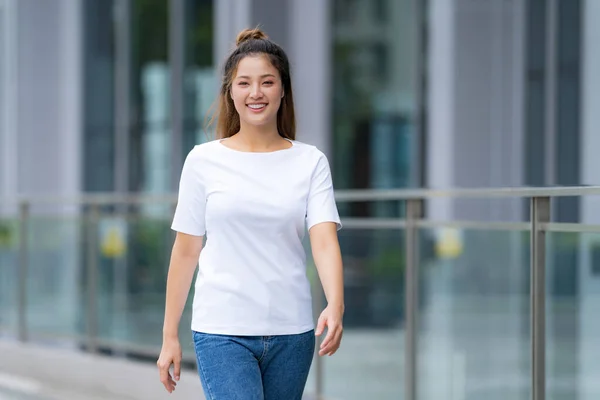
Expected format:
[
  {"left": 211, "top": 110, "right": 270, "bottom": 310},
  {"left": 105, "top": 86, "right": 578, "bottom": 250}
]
[
  {"left": 239, "top": 82, "right": 249, "bottom": 86},
  {"left": 263, "top": 81, "right": 274, "bottom": 85}
]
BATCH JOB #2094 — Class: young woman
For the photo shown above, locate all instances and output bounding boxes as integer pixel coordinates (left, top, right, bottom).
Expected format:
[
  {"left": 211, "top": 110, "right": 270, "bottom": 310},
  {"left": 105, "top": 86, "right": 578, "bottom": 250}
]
[{"left": 157, "top": 27, "right": 344, "bottom": 399}]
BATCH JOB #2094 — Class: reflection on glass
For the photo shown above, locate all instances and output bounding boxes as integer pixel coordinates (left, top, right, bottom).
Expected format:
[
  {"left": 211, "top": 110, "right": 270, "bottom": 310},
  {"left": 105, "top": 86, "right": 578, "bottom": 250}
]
[
  {"left": 332, "top": 0, "right": 422, "bottom": 218},
  {"left": 418, "top": 228, "right": 530, "bottom": 400},
  {"left": 83, "top": 0, "right": 116, "bottom": 192},
  {"left": 0, "top": 217, "right": 18, "bottom": 336},
  {"left": 306, "top": 228, "right": 405, "bottom": 400},
  {"left": 24, "top": 216, "right": 85, "bottom": 338},
  {"left": 546, "top": 232, "right": 600, "bottom": 400},
  {"left": 95, "top": 208, "right": 194, "bottom": 353},
  {"left": 131, "top": 0, "right": 171, "bottom": 194},
  {"left": 183, "top": 0, "right": 217, "bottom": 153}
]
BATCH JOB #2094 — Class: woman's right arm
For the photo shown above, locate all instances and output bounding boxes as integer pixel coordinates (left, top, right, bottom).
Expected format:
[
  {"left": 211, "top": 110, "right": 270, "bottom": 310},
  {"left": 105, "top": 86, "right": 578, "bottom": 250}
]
[{"left": 157, "top": 232, "right": 204, "bottom": 393}]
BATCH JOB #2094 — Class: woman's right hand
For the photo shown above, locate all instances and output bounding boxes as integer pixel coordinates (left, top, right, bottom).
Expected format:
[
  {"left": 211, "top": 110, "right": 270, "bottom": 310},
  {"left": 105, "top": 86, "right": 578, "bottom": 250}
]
[{"left": 157, "top": 337, "right": 182, "bottom": 393}]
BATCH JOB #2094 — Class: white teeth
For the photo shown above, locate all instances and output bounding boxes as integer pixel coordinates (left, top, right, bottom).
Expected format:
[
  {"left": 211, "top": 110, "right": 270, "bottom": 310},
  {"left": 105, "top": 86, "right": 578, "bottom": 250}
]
[{"left": 248, "top": 104, "right": 266, "bottom": 109}]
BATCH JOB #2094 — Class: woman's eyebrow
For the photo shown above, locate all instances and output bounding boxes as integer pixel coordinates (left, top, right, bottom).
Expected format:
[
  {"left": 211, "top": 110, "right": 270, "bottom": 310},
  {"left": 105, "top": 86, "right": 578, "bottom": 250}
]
[{"left": 236, "top": 74, "right": 276, "bottom": 80}]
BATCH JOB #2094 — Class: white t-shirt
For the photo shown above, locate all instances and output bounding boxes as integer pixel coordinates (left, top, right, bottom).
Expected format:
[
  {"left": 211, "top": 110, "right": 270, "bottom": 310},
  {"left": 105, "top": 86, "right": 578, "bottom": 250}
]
[{"left": 171, "top": 138, "right": 342, "bottom": 336}]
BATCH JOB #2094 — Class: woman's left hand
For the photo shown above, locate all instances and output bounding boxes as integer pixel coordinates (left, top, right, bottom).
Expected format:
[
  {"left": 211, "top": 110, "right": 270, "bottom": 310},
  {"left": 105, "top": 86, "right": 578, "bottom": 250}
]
[{"left": 315, "top": 304, "right": 344, "bottom": 356}]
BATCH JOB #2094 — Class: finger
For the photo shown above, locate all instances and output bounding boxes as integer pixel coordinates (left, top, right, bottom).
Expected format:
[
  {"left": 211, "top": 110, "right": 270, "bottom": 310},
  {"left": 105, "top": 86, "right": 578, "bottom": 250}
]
[
  {"left": 329, "top": 329, "right": 344, "bottom": 355},
  {"left": 315, "top": 315, "right": 327, "bottom": 336},
  {"left": 168, "top": 374, "right": 177, "bottom": 391},
  {"left": 173, "top": 358, "right": 181, "bottom": 381},
  {"left": 320, "top": 335, "right": 338, "bottom": 355},
  {"left": 321, "top": 340, "right": 339, "bottom": 356},
  {"left": 320, "top": 321, "right": 337, "bottom": 349},
  {"left": 167, "top": 375, "right": 178, "bottom": 392},
  {"left": 159, "top": 364, "right": 174, "bottom": 392},
  {"left": 320, "top": 328, "right": 342, "bottom": 356},
  {"left": 320, "top": 342, "right": 336, "bottom": 356}
]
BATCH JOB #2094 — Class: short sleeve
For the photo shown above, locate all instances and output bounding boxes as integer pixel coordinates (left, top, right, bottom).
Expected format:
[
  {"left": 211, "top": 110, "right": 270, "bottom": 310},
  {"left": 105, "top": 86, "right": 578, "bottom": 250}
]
[
  {"left": 306, "top": 153, "right": 342, "bottom": 231},
  {"left": 171, "top": 148, "right": 206, "bottom": 236}
]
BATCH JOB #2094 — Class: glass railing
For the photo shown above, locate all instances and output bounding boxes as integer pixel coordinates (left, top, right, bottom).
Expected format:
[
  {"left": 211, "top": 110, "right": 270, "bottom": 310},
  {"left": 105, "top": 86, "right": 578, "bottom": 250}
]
[{"left": 2, "top": 187, "right": 600, "bottom": 400}]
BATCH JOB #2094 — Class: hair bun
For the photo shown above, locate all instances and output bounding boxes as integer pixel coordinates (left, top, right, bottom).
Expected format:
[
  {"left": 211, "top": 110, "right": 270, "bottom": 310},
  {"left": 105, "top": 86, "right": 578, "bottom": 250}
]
[{"left": 236, "top": 28, "right": 268, "bottom": 46}]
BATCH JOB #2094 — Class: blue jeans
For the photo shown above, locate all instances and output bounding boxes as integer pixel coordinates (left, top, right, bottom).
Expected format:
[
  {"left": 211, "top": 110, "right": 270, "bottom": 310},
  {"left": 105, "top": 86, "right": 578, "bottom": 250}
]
[{"left": 192, "top": 329, "right": 315, "bottom": 400}]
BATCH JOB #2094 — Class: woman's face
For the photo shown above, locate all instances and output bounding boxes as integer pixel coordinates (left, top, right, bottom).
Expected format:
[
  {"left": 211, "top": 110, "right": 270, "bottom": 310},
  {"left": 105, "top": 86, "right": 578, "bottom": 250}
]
[{"left": 230, "top": 55, "right": 284, "bottom": 129}]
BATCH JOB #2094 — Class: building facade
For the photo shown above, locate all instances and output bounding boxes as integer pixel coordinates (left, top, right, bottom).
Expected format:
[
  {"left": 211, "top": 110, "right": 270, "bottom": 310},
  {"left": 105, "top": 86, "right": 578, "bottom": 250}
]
[
  {"left": 2, "top": 0, "right": 600, "bottom": 398},
  {"left": 2, "top": 0, "right": 599, "bottom": 217}
]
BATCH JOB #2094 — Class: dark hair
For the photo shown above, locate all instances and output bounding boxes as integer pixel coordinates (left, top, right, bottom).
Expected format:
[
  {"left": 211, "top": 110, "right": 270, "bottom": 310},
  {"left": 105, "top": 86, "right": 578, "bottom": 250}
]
[{"left": 206, "top": 28, "right": 296, "bottom": 140}]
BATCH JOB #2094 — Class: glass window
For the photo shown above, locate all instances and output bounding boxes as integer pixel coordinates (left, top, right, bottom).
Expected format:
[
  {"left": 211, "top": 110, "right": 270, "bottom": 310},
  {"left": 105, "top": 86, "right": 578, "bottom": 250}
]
[
  {"left": 524, "top": 0, "right": 547, "bottom": 188},
  {"left": 182, "top": 0, "right": 216, "bottom": 156},
  {"left": 83, "top": 0, "right": 216, "bottom": 194},
  {"left": 331, "top": 0, "right": 423, "bottom": 216},
  {"left": 130, "top": 0, "right": 170, "bottom": 193},
  {"left": 373, "top": 0, "right": 387, "bottom": 24},
  {"left": 83, "top": 0, "right": 172, "bottom": 194},
  {"left": 555, "top": 0, "right": 581, "bottom": 222},
  {"left": 82, "top": 0, "right": 116, "bottom": 192}
]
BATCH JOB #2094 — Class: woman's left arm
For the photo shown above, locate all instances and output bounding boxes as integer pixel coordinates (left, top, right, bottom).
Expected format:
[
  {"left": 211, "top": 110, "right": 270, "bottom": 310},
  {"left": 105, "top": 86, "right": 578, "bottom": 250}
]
[{"left": 309, "top": 221, "right": 344, "bottom": 356}]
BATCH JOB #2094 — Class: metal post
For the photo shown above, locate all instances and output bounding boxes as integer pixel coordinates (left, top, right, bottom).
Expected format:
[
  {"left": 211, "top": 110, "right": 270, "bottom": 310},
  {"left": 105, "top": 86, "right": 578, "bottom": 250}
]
[
  {"left": 86, "top": 204, "right": 100, "bottom": 353},
  {"left": 17, "top": 200, "right": 29, "bottom": 342},
  {"left": 531, "top": 196, "right": 550, "bottom": 400},
  {"left": 544, "top": 0, "right": 557, "bottom": 184},
  {"left": 405, "top": 199, "right": 423, "bottom": 400},
  {"left": 113, "top": 0, "right": 131, "bottom": 195},
  {"left": 112, "top": 0, "right": 131, "bottom": 354},
  {"left": 414, "top": 0, "right": 428, "bottom": 189}
]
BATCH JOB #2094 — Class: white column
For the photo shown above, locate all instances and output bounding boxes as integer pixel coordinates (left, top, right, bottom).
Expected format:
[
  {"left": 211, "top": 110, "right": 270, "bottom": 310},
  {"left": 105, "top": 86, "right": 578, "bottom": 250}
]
[
  {"left": 15, "top": 0, "right": 82, "bottom": 197},
  {"left": 428, "top": 0, "right": 526, "bottom": 221},
  {"left": 423, "top": 2, "right": 456, "bottom": 397},
  {"left": 579, "top": 1, "right": 600, "bottom": 398},
  {"left": 56, "top": 0, "right": 84, "bottom": 336},
  {"left": 214, "top": 0, "right": 251, "bottom": 72},
  {"left": 0, "top": 0, "right": 17, "bottom": 211},
  {"left": 426, "top": 0, "right": 456, "bottom": 222},
  {"left": 60, "top": 0, "right": 82, "bottom": 199},
  {"left": 16, "top": 0, "right": 62, "bottom": 197},
  {"left": 425, "top": 2, "right": 528, "bottom": 397},
  {"left": 13, "top": 0, "right": 83, "bottom": 337},
  {"left": 581, "top": 2, "right": 600, "bottom": 225},
  {"left": 289, "top": 0, "right": 331, "bottom": 155}
]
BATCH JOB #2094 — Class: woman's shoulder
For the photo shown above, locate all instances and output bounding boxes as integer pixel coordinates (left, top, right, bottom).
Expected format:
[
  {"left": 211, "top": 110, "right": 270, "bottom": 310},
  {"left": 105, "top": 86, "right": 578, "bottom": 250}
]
[
  {"left": 289, "top": 140, "right": 327, "bottom": 159},
  {"left": 185, "top": 139, "right": 222, "bottom": 159}
]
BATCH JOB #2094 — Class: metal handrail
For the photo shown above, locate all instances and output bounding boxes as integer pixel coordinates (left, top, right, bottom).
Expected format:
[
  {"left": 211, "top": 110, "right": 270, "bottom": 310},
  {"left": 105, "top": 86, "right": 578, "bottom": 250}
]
[
  {"left": 1, "top": 185, "right": 600, "bottom": 205},
  {"left": 335, "top": 185, "right": 600, "bottom": 201},
  {"left": 3, "top": 187, "right": 599, "bottom": 400}
]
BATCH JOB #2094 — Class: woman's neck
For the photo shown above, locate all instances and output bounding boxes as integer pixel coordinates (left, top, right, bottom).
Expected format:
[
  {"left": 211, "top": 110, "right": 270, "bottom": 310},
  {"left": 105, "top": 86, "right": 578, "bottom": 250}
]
[{"left": 233, "top": 123, "right": 286, "bottom": 151}]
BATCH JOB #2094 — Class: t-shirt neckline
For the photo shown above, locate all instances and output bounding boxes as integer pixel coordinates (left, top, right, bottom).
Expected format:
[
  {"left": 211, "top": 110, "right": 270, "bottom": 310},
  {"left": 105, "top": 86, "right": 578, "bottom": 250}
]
[{"left": 218, "top": 138, "right": 295, "bottom": 154}]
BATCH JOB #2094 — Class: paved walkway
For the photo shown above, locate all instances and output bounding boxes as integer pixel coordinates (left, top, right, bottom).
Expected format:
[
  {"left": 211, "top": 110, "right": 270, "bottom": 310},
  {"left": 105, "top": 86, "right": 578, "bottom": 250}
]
[
  {"left": 0, "top": 341, "right": 329, "bottom": 400},
  {"left": 0, "top": 341, "right": 205, "bottom": 400}
]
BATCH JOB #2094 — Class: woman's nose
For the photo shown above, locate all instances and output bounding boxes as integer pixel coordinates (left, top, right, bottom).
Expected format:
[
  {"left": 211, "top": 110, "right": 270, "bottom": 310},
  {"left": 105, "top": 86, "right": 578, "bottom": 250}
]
[{"left": 250, "top": 84, "right": 263, "bottom": 98}]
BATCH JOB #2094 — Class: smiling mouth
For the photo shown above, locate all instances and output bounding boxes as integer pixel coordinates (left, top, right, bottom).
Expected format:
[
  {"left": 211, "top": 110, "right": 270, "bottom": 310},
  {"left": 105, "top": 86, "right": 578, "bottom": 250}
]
[{"left": 247, "top": 103, "right": 267, "bottom": 110}]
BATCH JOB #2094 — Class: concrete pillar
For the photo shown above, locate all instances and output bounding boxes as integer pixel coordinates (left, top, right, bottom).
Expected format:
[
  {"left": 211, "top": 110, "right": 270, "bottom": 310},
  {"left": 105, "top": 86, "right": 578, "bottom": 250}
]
[
  {"left": 13, "top": 0, "right": 83, "bottom": 337},
  {"left": 0, "top": 0, "right": 17, "bottom": 210},
  {"left": 579, "top": 1, "right": 600, "bottom": 398},
  {"left": 288, "top": 0, "right": 331, "bottom": 154},
  {"left": 214, "top": 0, "right": 252, "bottom": 72}
]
